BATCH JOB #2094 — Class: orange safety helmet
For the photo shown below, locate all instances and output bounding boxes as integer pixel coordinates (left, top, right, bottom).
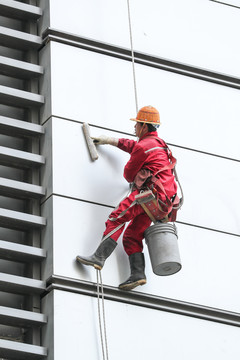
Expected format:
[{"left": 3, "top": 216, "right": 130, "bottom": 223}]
[{"left": 130, "top": 105, "right": 160, "bottom": 125}]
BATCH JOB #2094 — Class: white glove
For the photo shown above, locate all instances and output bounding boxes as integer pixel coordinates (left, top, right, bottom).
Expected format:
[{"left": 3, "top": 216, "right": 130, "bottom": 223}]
[{"left": 91, "top": 135, "right": 118, "bottom": 146}]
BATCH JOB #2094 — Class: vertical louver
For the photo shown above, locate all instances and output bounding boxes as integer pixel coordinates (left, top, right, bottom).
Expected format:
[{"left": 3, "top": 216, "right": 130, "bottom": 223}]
[{"left": 0, "top": 0, "right": 47, "bottom": 358}]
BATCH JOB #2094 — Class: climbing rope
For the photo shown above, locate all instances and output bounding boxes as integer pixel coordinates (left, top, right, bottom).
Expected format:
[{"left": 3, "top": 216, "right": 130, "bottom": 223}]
[
  {"left": 96, "top": 270, "right": 109, "bottom": 360},
  {"left": 95, "top": 5, "right": 139, "bottom": 359},
  {"left": 127, "top": 0, "right": 139, "bottom": 113}
]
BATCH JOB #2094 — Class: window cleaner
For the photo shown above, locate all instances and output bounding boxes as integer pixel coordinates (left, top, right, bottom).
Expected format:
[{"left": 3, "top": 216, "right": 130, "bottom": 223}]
[{"left": 76, "top": 105, "right": 183, "bottom": 291}]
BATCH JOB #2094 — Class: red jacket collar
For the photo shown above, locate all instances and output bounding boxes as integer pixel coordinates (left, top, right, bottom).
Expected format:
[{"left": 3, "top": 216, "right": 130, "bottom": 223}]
[{"left": 139, "top": 131, "right": 158, "bottom": 141}]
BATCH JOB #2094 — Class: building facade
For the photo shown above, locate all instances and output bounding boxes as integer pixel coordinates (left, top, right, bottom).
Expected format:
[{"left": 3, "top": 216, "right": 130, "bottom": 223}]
[{"left": 0, "top": 0, "right": 240, "bottom": 359}]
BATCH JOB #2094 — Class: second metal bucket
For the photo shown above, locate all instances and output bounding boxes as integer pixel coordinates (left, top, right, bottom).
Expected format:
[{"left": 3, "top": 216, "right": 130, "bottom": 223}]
[{"left": 144, "top": 222, "right": 182, "bottom": 276}]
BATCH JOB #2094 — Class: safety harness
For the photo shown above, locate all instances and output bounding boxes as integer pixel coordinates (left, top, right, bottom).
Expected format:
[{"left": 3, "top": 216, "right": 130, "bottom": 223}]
[
  {"left": 137, "top": 136, "right": 184, "bottom": 223},
  {"left": 106, "top": 138, "right": 183, "bottom": 230}
]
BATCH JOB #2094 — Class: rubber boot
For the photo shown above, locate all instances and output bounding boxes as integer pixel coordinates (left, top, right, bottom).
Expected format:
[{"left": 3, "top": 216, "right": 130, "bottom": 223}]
[
  {"left": 119, "top": 252, "right": 147, "bottom": 291},
  {"left": 76, "top": 237, "right": 117, "bottom": 270}
]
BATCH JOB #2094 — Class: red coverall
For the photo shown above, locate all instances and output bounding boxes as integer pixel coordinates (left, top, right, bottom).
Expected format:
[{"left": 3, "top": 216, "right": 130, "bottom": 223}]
[{"left": 102, "top": 131, "right": 177, "bottom": 256}]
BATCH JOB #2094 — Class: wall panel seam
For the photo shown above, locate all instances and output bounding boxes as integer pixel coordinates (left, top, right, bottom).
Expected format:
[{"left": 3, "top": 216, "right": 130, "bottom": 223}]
[
  {"left": 43, "top": 115, "right": 240, "bottom": 162},
  {"left": 40, "top": 194, "right": 240, "bottom": 237},
  {"left": 41, "top": 28, "right": 240, "bottom": 89},
  {"left": 209, "top": 0, "right": 240, "bottom": 9}
]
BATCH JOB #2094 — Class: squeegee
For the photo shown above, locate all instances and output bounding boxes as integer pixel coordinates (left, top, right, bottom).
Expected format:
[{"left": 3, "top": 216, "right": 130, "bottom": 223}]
[{"left": 82, "top": 123, "right": 99, "bottom": 161}]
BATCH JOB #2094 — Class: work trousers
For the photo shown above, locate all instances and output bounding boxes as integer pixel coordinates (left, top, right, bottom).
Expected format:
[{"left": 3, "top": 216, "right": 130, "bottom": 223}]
[{"left": 103, "top": 189, "right": 152, "bottom": 256}]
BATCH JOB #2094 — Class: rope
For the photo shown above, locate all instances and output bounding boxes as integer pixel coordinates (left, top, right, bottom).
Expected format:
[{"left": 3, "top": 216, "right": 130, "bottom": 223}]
[
  {"left": 96, "top": 270, "right": 109, "bottom": 360},
  {"left": 95, "top": 6, "right": 139, "bottom": 358},
  {"left": 127, "top": 0, "right": 138, "bottom": 113},
  {"left": 173, "top": 167, "right": 184, "bottom": 209}
]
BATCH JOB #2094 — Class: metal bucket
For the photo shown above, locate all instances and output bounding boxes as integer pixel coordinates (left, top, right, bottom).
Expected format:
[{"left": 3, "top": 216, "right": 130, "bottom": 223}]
[{"left": 144, "top": 222, "right": 182, "bottom": 276}]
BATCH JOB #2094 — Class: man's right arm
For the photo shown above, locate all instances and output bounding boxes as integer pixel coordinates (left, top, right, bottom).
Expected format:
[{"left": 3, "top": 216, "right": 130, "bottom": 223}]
[
  {"left": 91, "top": 135, "right": 118, "bottom": 146},
  {"left": 91, "top": 135, "right": 136, "bottom": 153},
  {"left": 117, "top": 138, "right": 136, "bottom": 154}
]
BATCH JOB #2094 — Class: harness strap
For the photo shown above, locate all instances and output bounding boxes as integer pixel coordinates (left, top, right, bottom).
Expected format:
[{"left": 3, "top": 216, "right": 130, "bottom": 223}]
[
  {"left": 102, "top": 196, "right": 138, "bottom": 240},
  {"left": 108, "top": 199, "right": 138, "bottom": 221},
  {"left": 144, "top": 135, "right": 183, "bottom": 205},
  {"left": 144, "top": 136, "right": 176, "bottom": 175},
  {"left": 142, "top": 135, "right": 184, "bottom": 220}
]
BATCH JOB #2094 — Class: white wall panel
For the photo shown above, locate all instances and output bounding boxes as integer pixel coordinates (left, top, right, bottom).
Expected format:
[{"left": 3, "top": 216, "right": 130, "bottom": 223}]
[
  {"left": 47, "top": 42, "right": 136, "bottom": 135},
  {"left": 45, "top": 42, "right": 240, "bottom": 159},
  {"left": 41, "top": 195, "right": 240, "bottom": 312},
  {"left": 173, "top": 147, "right": 240, "bottom": 235},
  {"left": 43, "top": 0, "right": 240, "bottom": 76},
  {"left": 41, "top": 116, "right": 132, "bottom": 205},
  {"left": 42, "top": 289, "right": 240, "bottom": 360},
  {"left": 41, "top": 117, "right": 239, "bottom": 235}
]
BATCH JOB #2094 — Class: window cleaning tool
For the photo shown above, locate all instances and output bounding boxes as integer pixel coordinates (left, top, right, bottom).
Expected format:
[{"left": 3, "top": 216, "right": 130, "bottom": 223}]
[{"left": 82, "top": 123, "right": 99, "bottom": 161}]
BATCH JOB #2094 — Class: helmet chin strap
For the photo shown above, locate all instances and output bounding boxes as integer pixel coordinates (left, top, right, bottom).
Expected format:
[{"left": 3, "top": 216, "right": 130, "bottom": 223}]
[
  {"left": 138, "top": 126, "right": 143, "bottom": 139},
  {"left": 137, "top": 122, "right": 146, "bottom": 142}
]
